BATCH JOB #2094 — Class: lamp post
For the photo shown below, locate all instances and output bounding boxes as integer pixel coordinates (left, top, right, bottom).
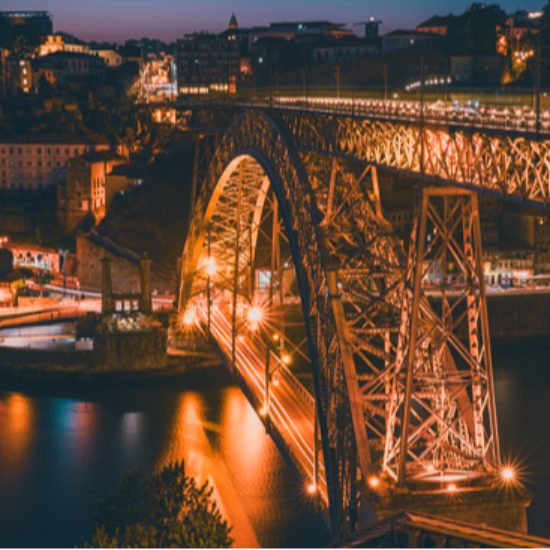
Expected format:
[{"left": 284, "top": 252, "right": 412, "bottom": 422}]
[
  {"left": 334, "top": 65, "right": 341, "bottom": 99},
  {"left": 536, "top": 39, "right": 542, "bottom": 136},
  {"left": 382, "top": 62, "right": 388, "bottom": 101},
  {"left": 302, "top": 66, "right": 308, "bottom": 103}
]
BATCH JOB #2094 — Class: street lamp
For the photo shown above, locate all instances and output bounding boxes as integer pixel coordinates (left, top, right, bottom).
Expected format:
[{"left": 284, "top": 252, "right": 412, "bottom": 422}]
[{"left": 334, "top": 65, "right": 341, "bottom": 99}]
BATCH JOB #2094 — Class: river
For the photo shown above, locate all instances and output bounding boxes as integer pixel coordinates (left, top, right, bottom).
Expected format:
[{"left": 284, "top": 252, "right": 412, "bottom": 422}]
[{"left": 0, "top": 336, "right": 549, "bottom": 547}]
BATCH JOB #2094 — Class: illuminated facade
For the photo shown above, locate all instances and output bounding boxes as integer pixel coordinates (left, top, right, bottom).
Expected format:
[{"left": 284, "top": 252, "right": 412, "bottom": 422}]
[
  {"left": 0, "top": 135, "right": 110, "bottom": 191},
  {"left": 57, "top": 150, "right": 125, "bottom": 232},
  {"left": 176, "top": 33, "right": 239, "bottom": 95},
  {"left": 38, "top": 32, "right": 90, "bottom": 56}
]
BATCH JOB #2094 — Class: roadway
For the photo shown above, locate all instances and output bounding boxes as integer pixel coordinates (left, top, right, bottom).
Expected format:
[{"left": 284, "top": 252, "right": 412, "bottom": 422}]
[{"left": 203, "top": 305, "right": 328, "bottom": 500}]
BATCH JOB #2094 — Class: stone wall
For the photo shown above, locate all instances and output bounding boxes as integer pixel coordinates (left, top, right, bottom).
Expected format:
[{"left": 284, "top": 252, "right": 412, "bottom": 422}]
[
  {"left": 93, "top": 327, "right": 168, "bottom": 371},
  {"left": 377, "top": 489, "right": 530, "bottom": 534},
  {"left": 77, "top": 233, "right": 173, "bottom": 295}
]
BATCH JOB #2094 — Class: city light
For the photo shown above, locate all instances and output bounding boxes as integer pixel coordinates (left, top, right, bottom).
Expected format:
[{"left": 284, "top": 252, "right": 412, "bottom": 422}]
[
  {"left": 247, "top": 306, "right": 263, "bottom": 324},
  {"left": 307, "top": 482, "right": 317, "bottom": 494},
  {"left": 259, "top": 406, "right": 268, "bottom": 417},
  {"left": 282, "top": 354, "right": 291, "bottom": 365},
  {"left": 501, "top": 467, "right": 516, "bottom": 483},
  {"left": 368, "top": 476, "right": 380, "bottom": 489},
  {"left": 182, "top": 308, "right": 196, "bottom": 326},
  {"left": 447, "top": 483, "right": 457, "bottom": 493},
  {"left": 205, "top": 257, "right": 217, "bottom": 277}
]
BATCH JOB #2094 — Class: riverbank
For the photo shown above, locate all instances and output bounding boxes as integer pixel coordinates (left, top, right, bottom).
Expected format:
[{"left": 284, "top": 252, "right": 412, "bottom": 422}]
[{"left": 0, "top": 349, "right": 221, "bottom": 392}]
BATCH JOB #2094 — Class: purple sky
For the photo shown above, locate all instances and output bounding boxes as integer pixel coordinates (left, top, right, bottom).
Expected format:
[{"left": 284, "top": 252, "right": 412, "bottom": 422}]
[{"left": 1, "top": 0, "right": 545, "bottom": 42}]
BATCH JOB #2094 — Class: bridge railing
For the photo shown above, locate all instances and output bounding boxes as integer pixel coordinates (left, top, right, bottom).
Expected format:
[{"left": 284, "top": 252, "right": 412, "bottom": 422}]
[
  {"left": 158, "top": 93, "right": 549, "bottom": 135},
  {"left": 271, "top": 349, "right": 316, "bottom": 412},
  {"left": 268, "top": 96, "right": 547, "bottom": 134}
]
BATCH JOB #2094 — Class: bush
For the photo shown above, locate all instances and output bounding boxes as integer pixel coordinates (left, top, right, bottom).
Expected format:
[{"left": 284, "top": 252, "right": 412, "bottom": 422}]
[{"left": 86, "top": 461, "right": 233, "bottom": 548}]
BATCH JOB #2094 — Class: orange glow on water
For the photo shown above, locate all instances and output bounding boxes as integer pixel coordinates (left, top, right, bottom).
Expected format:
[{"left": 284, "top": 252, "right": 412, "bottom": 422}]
[{"left": 0, "top": 393, "right": 35, "bottom": 477}]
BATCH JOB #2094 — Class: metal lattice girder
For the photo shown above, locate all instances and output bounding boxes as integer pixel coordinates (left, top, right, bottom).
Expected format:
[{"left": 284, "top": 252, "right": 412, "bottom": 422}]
[
  {"left": 387, "top": 188, "right": 499, "bottom": 486},
  {"left": 159, "top": 102, "right": 550, "bottom": 209},
  {"left": 276, "top": 110, "right": 550, "bottom": 207},
  {"left": 179, "top": 111, "right": 370, "bottom": 537},
  {"left": 177, "top": 109, "right": 503, "bottom": 537}
]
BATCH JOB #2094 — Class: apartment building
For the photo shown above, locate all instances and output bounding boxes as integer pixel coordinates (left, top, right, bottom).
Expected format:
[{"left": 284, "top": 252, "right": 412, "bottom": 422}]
[
  {"left": 57, "top": 150, "right": 125, "bottom": 232},
  {"left": 0, "top": 134, "right": 111, "bottom": 191}
]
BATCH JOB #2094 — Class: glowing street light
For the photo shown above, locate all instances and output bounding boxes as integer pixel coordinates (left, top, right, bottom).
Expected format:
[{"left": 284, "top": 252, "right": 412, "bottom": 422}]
[
  {"left": 282, "top": 354, "right": 291, "bottom": 365},
  {"left": 182, "top": 308, "right": 196, "bottom": 326},
  {"left": 447, "top": 483, "right": 457, "bottom": 493},
  {"left": 368, "top": 476, "right": 380, "bottom": 489},
  {"left": 205, "top": 257, "right": 217, "bottom": 277},
  {"left": 247, "top": 306, "right": 263, "bottom": 324},
  {"left": 307, "top": 482, "right": 317, "bottom": 494},
  {"left": 501, "top": 467, "right": 516, "bottom": 483}
]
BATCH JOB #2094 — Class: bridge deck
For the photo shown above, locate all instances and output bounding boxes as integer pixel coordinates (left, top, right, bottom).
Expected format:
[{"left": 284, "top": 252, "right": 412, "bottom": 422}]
[{"left": 204, "top": 306, "right": 328, "bottom": 501}]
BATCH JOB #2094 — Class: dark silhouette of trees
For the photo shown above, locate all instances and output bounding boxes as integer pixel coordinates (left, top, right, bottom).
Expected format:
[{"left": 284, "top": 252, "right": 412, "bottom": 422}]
[{"left": 86, "top": 461, "right": 233, "bottom": 548}]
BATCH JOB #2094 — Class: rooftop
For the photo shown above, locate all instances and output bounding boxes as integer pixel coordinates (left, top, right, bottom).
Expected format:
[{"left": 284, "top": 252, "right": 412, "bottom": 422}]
[
  {"left": 269, "top": 21, "right": 347, "bottom": 30},
  {"left": 0, "top": 11, "right": 51, "bottom": 17},
  {"left": 41, "top": 51, "right": 100, "bottom": 60},
  {"left": 417, "top": 14, "right": 456, "bottom": 28},
  {"left": 0, "top": 269, "right": 27, "bottom": 284},
  {"left": 0, "top": 134, "right": 107, "bottom": 145},
  {"left": 50, "top": 31, "right": 87, "bottom": 45},
  {"left": 76, "top": 150, "right": 125, "bottom": 163},
  {"left": 384, "top": 29, "right": 438, "bottom": 37}
]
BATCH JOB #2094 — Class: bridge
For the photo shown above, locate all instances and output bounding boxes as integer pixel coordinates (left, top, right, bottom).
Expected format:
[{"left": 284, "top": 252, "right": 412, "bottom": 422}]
[{"left": 155, "top": 97, "right": 542, "bottom": 539}]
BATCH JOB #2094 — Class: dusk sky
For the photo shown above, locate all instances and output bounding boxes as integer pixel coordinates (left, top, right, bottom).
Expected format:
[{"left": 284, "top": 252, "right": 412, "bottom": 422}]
[{"left": 2, "top": 0, "right": 546, "bottom": 42}]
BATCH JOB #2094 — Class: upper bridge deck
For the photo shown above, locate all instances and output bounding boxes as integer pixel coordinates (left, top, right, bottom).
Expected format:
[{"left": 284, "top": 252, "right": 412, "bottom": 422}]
[{"left": 146, "top": 96, "right": 550, "bottom": 209}]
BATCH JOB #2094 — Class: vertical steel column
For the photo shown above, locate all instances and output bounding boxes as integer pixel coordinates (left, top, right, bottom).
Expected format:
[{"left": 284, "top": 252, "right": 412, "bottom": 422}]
[
  {"left": 471, "top": 193, "right": 500, "bottom": 463},
  {"left": 264, "top": 197, "right": 278, "bottom": 416},
  {"left": 207, "top": 225, "right": 211, "bottom": 333},
  {"left": 462, "top": 195, "right": 485, "bottom": 453},
  {"left": 231, "top": 162, "right": 243, "bottom": 370},
  {"left": 397, "top": 190, "right": 429, "bottom": 487},
  {"left": 314, "top": 398, "right": 319, "bottom": 488}
]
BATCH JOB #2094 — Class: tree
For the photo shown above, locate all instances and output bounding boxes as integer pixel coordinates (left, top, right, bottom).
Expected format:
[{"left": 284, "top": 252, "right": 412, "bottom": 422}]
[
  {"left": 86, "top": 461, "right": 233, "bottom": 548},
  {"left": 32, "top": 269, "right": 54, "bottom": 298}
]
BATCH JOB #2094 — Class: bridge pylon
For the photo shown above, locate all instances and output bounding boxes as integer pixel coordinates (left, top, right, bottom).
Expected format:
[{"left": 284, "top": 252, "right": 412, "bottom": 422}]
[
  {"left": 385, "top": 187, "right": 499, "bottom": 486},
  {"left": 376, "top": 187, "right": 529, "bottom": 532}
]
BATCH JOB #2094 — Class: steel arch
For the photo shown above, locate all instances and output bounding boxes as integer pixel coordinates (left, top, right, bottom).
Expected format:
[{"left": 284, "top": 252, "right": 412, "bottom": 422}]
[
  {"left": 177, "top": 108, "right": 503, "bottom": 537},
  {"left": 178, "top": 110, "right": 369, "bottom": 536}
]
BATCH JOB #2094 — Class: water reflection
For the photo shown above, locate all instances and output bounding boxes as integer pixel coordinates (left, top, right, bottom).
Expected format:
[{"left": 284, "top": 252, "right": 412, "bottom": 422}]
[
  {"left": 159, "top": 391, "right": 260, "bottom": 548},
  {"left": 0, "top": 393, "right": 35, "bottom": 478},
  {"left": 0, "top": 368, "right": 330, "bottom": 548}
]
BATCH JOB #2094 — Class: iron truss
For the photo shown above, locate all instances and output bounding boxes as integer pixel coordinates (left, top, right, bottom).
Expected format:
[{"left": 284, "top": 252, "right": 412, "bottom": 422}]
[
  {"left": 174, "top": 107, "right": 508, "bottom": 537},
  {"left": 148, "top": 102, "right": 550, "bottom": 209}
]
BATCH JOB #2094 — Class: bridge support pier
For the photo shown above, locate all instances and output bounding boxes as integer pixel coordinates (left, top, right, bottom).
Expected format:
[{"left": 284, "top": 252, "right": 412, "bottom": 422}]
[
  {"left": 375, "top": 488, "right": 531, "bottom": 534},
  {"left": 377, "top": 186, "right": 530, "bottom": 533}
]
